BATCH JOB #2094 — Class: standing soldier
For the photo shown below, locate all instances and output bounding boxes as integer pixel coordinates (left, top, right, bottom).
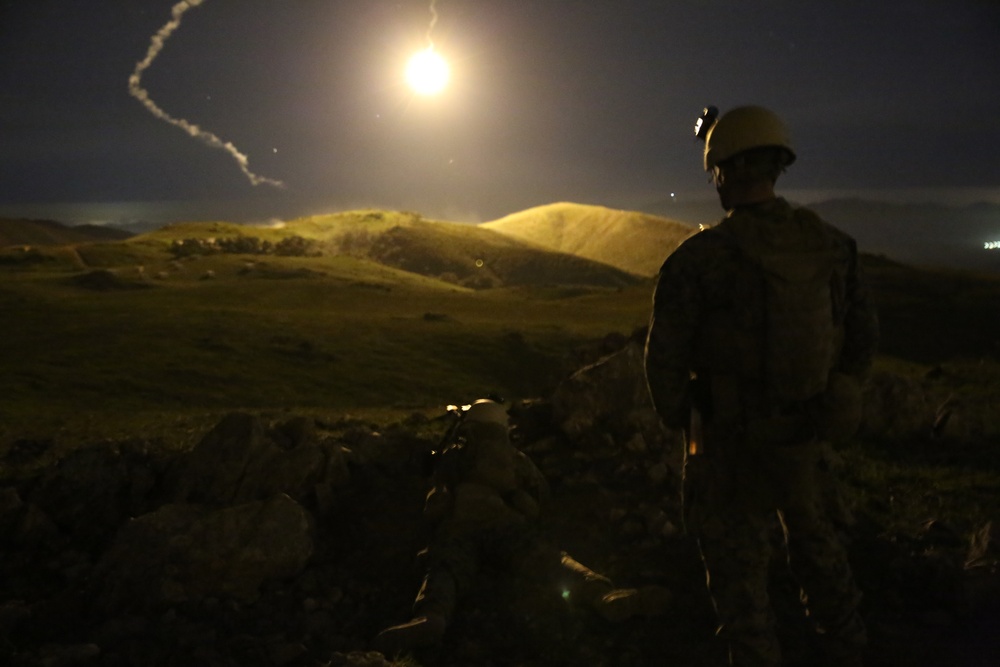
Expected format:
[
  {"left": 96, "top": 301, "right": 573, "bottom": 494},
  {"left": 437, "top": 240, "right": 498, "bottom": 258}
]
[{"left": 644, "top": 106, "right": 879, "bottom": 666}]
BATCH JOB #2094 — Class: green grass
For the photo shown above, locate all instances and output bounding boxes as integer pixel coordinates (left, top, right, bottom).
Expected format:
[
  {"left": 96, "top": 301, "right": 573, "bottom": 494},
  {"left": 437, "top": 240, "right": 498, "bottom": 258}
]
[
  {"left": 1, "top": 222, "right": 997, "bottom": 469},
  {"left": 0, "top": 244, "right": 651, "bottom": 447},
  {"left": 865, "top": 260, "right": 1000, "bottom": 365},
  {"left": 843, "top": 433, "right": 1000, "bottom": 545}
]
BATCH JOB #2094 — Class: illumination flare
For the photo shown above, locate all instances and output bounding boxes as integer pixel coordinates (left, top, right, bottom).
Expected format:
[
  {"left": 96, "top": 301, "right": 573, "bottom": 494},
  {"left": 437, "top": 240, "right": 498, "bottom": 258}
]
[
  {"left": 128, "top": 0, "right": 284, "bottom": 188},
  {"left": 405, "top": 0, "right": 449, "bottom": 95}
]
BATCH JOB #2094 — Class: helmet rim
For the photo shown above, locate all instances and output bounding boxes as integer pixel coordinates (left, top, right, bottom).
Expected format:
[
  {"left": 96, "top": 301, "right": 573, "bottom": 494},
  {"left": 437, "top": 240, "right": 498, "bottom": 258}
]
[{"left": 704, "top": 105, "right": 796, "bottom": 171}]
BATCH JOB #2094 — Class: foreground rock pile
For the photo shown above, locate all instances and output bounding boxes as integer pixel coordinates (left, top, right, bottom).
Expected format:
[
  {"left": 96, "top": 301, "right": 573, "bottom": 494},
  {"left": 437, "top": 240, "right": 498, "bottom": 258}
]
[{"left": 1, "top": 341, "right": 997, "bottom": 666}]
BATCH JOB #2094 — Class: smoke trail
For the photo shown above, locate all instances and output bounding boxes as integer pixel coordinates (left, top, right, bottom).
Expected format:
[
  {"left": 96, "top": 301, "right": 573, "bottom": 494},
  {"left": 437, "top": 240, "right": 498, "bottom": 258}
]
[
  {"left": 425, "top": 0, "right": 439, "bottom": 48},
  {"left": 128, "top": 0, "right": 284, "bottom": 188}
]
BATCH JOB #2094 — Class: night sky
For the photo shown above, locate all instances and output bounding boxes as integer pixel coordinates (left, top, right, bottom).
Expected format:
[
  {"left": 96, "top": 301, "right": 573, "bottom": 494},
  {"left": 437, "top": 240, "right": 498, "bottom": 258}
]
[{"left": 1, "top": 0, "right": 999, "bottom": 225}]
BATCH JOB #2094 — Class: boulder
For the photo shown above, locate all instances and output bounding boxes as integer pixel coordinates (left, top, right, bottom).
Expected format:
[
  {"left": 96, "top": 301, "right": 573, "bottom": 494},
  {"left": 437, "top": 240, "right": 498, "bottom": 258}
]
[
  {"left": 551, "top": 341, "right": 664, "bottom": 445},
  {"left": 163, "top": 413, "right": 352, "bottom": 508},
  {"left": 94, "top": 493, "right": 314, "bottom": 611},
  {"left": 25, "top": 439, "right": 164, "bottom": 550},
  {"left": 860, "top": 371, "right": 933, "bottom": 438}
]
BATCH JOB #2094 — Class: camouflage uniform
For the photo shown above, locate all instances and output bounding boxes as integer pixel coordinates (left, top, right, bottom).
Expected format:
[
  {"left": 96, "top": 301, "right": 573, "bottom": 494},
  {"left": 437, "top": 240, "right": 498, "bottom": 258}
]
[
  {"left": 410, "top": 418, "right": 559, "bottom": 623},
  {"left": 644, "top": 197, "right": 878, "bottom": 666},
  {"left": 375, "top": 416, "right": 640, "bottom": 654}
]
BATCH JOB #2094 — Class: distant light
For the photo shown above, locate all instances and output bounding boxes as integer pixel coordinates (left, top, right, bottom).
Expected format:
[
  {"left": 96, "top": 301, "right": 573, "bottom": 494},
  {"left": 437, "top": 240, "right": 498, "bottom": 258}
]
[
  {"left": 986, "top": 241, "right": 1000, "bottom": 250},
  {"left": 406, "top": 47, "right": 450, "bottom": 95},
  {"left": 670, "top": 193, "right": 676, "bottom": 199}
]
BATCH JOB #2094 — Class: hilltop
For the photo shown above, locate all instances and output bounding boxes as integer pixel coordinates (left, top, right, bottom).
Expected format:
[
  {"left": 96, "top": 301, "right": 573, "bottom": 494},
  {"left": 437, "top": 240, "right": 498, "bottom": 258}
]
[
  {"left": 482, "top": 202, "right": 694, "bottom": 277},
  {"left": 9, "top": 210, "right": 642, "bottom": 289},
  {"left": 0, "top": 203, "right": 693, "bottom": 281},
  {"left": 0, "top": 217, "right": 133, "bottom": 247}
]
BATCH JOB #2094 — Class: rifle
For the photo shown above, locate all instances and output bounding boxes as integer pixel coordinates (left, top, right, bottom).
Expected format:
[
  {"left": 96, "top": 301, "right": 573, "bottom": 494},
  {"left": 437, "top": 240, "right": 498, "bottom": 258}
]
[{"left": 421, "top": 393, "right": 505, "bottom": 476}]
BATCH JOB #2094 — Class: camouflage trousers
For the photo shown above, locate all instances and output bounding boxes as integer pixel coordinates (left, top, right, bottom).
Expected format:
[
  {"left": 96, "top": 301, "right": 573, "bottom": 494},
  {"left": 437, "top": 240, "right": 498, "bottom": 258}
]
[{"left": 683, "top": 440, "right": 866, "bottom": 667}]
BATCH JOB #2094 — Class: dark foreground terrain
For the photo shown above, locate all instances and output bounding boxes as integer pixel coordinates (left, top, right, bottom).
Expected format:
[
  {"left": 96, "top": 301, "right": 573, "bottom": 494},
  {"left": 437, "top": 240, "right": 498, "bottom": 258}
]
[
  {"left": 1, "top": 216, "right": 998, "bottom": 665},
  {"left": 1, "top": 336, "right": 998, "bottom": 667}
]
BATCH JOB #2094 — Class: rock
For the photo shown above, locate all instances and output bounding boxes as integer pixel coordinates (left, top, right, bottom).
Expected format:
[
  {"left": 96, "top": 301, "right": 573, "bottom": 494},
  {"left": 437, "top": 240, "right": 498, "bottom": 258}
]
[
  {"left": 330, "top": 651, "right": 398, "bottom": 667},
  {"left": 918, "top": 518, "right": 964, "bottom": 547},
  {"left": 94, "top": 493, "right": 314, "bottom": 610},
  {"left": 3, "top": 437, "right": 53, "bottom": 464},
  {"left": 163, "top": 413, "right": 268, "bottom": 506},
  {"left": 551, "top": 341, "right": 676, "bottom": 465},
  {"left": 624, "top": 432, "right": 648, "bottom": 454},
  {"left": 271, "top": 415, "right": 317, "bottom": 449},
  {"left": 860, "top": 371, "right": 931, "bottom": 438},
  {"left": 13, "top": 501, "right": 64, "bottom": 549},
  {"left": 647, "top": 462, "right": 670, "bottom": 485},
  {"left": 0, "top": 600, "right": 30, "bottom": 639},
  {"left": 164, "top": 413, "right": 352, "bottom": 508},
  {"left": 0, "top": 486, "right": 25, "bottom": 536},
  {"left": 32, "top": 642, "right": 101, "bottom": 667},
  {"left": 966, "top": 521, "right": 998, "bottom": 569},
  {"left": 26, "top": 440, "right": 164, "bottom": 550},
  {"left": 268, "top": 641, "right": 308, "bottom": 665}
]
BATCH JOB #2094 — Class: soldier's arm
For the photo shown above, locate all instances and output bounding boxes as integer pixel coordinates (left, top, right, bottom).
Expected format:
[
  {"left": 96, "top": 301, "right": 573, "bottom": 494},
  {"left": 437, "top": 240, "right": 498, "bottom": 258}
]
[{"left": 644, "top": 251, "right": 702, "bottom": 430}]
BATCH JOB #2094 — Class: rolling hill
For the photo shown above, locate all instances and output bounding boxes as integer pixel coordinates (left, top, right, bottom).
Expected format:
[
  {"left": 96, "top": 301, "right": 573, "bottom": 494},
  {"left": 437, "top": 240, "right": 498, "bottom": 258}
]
[
  {"left": 481, "top": 202, "right": 695, "bottom": 277},
  {"left": 124, "top": 209, "right": 642, "bottom": 289},
  {"left": 0, "top": 217, "right": 133, "bottom": 247}
]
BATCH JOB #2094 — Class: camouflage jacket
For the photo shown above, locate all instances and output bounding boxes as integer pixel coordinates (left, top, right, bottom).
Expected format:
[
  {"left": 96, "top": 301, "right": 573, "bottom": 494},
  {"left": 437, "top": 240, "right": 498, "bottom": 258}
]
[
  {"left": 643, "top": 197, "right": 879, "bottom": 433},
  {"left": 424, "top": 422, "right": 550, "bottom": 523}
]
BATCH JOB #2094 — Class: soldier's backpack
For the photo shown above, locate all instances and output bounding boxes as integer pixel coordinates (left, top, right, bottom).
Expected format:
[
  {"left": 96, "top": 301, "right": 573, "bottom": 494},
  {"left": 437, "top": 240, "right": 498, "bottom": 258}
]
[{"left": 717, "top": 206, "right": 845, "bottom": 408}]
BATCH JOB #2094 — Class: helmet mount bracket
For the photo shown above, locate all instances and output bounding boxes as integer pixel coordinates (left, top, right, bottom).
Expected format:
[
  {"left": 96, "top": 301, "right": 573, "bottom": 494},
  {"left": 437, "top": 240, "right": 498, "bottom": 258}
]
[{"left": 694, "top": 106, "right": 718, "bottom": 143}]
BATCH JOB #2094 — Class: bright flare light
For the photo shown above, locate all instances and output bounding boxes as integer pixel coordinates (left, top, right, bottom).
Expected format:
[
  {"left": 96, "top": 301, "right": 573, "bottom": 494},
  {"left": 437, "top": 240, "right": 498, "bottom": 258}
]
[{"left": 406, "top": 48, "right": 450, "bottom": 95}]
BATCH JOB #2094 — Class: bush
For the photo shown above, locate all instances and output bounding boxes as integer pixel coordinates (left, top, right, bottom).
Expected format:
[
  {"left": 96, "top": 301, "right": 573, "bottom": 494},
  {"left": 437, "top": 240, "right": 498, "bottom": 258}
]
[{"left": 274, "top": 235, "right": 320, "bottom": 257}]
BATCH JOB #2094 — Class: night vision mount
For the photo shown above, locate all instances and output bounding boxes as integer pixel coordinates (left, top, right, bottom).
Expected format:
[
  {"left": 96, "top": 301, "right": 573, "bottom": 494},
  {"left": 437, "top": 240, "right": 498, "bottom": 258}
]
[
  {"left": 422, "top": 393, "right": 506, "bottom": 476},
  {"left": 694, "top": 105, "right": 718, "bottom": 143}
]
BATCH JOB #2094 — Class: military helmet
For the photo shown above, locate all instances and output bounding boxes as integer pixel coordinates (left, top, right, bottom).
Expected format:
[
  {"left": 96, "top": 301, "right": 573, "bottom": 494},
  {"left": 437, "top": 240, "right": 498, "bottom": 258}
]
[
  {"left": 703, "top": 105, "right": 796, "bottom": 171},
  {"left": 463, "top": 399, "right": 509, "bottom": 426}
]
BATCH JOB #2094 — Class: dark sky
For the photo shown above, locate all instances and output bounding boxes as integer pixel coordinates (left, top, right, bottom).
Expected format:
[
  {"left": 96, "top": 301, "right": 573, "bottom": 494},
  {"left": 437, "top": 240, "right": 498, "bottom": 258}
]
[{"left": 1, "top": 0, "right": 999, "bottom": 224}]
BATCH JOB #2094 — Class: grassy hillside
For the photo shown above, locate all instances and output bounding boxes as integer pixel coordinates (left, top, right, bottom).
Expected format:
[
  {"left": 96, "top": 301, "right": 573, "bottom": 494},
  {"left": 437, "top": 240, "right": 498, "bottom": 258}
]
[
  {"left": 0, "top": 227, "right": 652, "bottom": 444},
  {"left": 130, "top": 210, "right": 639, "bottom": 289},
  {"left": 482, "top": 202, "right": 695, "bottom": 277},
  {"left": 367, "top": 220, "right": 639, "bottom": 289},
  {"left": 1, "top": 206, "right": 997, "bottom": 450},
  {"left": 864, "top": 256, "right": 1000, "bottom": 364}
]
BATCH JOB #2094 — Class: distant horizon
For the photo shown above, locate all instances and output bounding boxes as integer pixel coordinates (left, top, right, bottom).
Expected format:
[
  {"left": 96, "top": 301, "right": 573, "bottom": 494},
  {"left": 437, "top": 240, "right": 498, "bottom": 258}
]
[{"left": 1, "top": 186, "right": 999, "bottom": 228}]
